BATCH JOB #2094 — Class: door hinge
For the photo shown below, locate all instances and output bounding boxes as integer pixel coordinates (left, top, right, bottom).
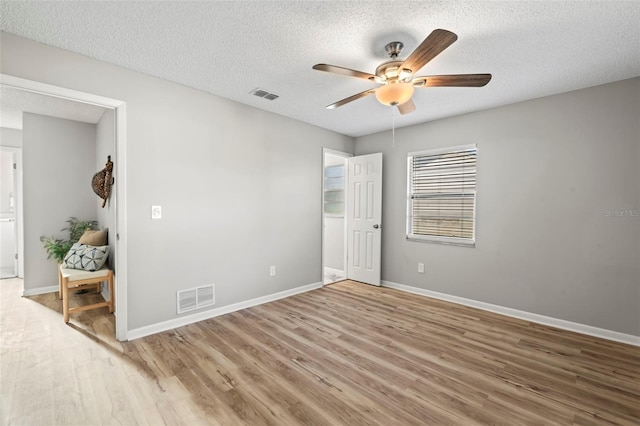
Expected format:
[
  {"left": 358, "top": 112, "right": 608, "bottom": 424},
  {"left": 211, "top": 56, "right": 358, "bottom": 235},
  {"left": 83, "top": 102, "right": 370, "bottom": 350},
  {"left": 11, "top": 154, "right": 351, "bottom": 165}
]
[
  {"left": 13, "top": 163, "right": 17, "bottom": 169},
  {"left": 15, "top": 253, "right": 18, "bottom": 260}
]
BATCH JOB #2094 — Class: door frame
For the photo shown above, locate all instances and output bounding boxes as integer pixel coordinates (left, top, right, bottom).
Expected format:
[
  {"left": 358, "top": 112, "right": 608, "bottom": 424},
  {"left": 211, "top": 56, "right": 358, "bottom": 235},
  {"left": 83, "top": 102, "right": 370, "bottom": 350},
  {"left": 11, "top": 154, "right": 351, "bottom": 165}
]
[
  {"left": 322, "top": 148, "right": 352, "bottom": 285},
  {"left": 0, "top": 73, "right": 129, "bottom": 341}
]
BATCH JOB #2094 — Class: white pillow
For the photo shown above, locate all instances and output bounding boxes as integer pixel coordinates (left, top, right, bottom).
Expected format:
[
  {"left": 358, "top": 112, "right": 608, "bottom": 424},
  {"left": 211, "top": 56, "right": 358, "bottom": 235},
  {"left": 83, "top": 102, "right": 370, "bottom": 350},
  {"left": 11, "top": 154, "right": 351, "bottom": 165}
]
[{"left": 62, "top": 243, "right": 110, "bottom": 271}]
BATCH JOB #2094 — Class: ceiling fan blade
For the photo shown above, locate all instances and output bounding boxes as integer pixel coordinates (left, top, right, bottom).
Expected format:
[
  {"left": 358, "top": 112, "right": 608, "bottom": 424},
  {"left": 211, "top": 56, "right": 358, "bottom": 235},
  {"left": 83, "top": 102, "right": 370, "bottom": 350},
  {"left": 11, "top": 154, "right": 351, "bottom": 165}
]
[
  {"left": 401, "top": 29, "right": 458, "bottom": 73},
  {"left": 412, "top": 74, "right": 492, "bottom": 87},
  {"left": 313, "top": 64, "right": 376, "bottom": 81},
  {"left": 397, "top": 99, "right": 416, "bottom": 115},
  {"left": 326, "top": 88, "right": 376, "bottom": 109}
]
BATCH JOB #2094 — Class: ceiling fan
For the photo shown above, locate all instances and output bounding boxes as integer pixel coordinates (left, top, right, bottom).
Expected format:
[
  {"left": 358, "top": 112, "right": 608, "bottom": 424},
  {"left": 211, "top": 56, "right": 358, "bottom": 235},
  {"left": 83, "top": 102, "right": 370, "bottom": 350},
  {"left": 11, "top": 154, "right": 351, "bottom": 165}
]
[{"left": 313, "top": 29, "right": 491, "bottom": 114}]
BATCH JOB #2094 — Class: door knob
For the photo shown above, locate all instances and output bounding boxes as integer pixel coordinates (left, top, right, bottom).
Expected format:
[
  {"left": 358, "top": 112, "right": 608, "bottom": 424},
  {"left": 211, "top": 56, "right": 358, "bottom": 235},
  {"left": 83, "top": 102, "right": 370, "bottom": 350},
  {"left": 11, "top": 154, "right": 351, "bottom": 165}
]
[{"left": 373, "top": 224, "right": 380, "bottom": 229}]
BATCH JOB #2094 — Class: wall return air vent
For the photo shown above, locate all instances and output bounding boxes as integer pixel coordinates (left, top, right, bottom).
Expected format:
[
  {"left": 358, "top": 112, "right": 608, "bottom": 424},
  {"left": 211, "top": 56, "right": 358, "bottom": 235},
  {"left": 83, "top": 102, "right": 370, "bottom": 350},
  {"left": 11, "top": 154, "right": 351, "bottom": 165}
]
[
  {"left": 250, "top": 88, "right": 279, "bottom": 101},
  {"left": 177, "top": 284, "right": 215, "bottom": 314}
]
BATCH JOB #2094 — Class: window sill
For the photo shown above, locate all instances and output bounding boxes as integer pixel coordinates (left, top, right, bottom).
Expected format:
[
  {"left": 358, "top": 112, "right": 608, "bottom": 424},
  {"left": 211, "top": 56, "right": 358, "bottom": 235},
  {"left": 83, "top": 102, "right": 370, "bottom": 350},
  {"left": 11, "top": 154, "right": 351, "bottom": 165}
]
[{"left": 406, "top": 235, "right": 475, "bottom": 248}]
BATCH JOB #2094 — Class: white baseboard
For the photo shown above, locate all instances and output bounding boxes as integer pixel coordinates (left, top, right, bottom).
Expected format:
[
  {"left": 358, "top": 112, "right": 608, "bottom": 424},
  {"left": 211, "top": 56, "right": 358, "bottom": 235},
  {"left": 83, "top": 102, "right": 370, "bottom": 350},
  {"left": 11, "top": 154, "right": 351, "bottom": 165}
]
[
  {"left": 382, "top": 280, "right": 640, "bottom": 347},
  {"left": 23, "top": 285, "right": 58, "bottom": 296},
  {"left": 324, "top": 267, "right": 345, "bottom": 276},
  {"left": 127, "top": 281, "right": 323, "bottom": 341},
  {"left": 323, "top": 267, "right": 346, "bottom": 285}
]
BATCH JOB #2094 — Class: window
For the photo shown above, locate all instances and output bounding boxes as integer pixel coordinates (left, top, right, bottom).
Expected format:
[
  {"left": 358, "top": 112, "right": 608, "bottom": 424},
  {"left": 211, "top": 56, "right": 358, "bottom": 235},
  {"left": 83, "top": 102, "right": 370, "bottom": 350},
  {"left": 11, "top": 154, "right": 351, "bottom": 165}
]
[
  {"left": 324, "top": 164, "right": 345, "bottom": 216},
  {"left": 407, "top": 144, "right": 477, "bottom": 246}
]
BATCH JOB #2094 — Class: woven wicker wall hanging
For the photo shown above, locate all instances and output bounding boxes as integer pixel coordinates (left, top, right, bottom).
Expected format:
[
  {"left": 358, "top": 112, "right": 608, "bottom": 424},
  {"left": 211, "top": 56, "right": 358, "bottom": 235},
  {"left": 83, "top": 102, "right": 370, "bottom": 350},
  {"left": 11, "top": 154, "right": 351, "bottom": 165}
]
[{"left": 92, "top": 155, "right": 114, "bottom": 208}]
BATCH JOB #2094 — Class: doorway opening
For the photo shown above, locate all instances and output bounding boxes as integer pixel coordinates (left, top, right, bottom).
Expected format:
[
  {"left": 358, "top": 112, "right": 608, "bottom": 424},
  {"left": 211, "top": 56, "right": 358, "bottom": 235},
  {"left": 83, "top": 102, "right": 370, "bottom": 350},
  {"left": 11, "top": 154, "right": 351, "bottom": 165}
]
[
  {"left": 322, "top": 149, "right": 351, "bottom": 285},
  {"left": 0, "top": 147, "right": 21, "bottom": 279},
  {"left": 322, "top": 149, "right": 383, "bottom": 287},
  {"left": 0, "top": 73, "right": 128, "bottom": 341}
]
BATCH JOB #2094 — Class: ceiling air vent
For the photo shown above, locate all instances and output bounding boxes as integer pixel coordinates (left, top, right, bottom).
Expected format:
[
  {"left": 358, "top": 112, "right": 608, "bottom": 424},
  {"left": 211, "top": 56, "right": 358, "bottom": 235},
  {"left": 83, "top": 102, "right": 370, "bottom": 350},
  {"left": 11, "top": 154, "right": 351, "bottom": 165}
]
[
  {"left": 250, "top": 88, "right": 279, "bottom": 101},
  {"left": 177, "top": 284, "right": 215, "bottom": 314}
]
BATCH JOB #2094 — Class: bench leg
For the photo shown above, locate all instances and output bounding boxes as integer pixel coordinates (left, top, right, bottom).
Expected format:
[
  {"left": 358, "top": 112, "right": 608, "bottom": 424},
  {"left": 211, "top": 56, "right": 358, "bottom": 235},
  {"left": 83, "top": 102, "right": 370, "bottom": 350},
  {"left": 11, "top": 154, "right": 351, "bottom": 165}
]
[{"left": 62, "top": 278, "right": 70, "bottom": 323}]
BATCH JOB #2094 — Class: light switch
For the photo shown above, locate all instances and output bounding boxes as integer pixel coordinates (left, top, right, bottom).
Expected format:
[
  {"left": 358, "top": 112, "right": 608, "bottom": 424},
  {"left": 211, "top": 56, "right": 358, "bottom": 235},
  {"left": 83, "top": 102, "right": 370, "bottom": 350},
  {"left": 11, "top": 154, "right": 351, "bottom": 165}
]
[{"left": 151, "top": 205, "right": 162, "bottom": 219}]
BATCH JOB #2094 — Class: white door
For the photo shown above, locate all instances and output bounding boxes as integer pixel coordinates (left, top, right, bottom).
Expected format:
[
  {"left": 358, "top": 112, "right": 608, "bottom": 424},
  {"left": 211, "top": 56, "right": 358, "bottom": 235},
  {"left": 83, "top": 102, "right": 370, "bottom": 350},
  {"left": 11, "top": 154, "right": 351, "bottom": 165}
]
[{"left": 347, "top": 153, "right": 382, "bottom": 286}]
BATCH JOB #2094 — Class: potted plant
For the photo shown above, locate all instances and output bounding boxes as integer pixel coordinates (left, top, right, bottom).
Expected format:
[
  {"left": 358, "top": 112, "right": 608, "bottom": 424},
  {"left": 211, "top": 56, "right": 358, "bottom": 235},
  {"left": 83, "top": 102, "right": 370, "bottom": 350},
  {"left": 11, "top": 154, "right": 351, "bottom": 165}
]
[{"left": 40, "top": 217, "right": 98, "bottom": 263}]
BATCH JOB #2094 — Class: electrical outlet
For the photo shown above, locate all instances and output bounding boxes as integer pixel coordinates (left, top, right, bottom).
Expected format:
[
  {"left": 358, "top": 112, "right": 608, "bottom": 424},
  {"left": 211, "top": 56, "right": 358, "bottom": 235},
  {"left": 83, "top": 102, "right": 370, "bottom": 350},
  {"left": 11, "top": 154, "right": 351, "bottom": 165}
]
[
  {"left": 269, "top": 265, "right": 276, "bottom": 277},
  {"left": 418, "top": 262, "right": 425, "bottom": 273},
  {"left": 151, "top": 205, "right": 162, "bottom": 219}
]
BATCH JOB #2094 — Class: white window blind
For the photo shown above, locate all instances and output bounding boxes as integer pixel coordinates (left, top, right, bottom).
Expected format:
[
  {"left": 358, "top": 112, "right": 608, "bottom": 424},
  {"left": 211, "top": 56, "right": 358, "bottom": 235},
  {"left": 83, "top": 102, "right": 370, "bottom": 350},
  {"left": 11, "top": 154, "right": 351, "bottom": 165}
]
[{"left": 407, "top": 145, "right": 477, "bottom": 246}]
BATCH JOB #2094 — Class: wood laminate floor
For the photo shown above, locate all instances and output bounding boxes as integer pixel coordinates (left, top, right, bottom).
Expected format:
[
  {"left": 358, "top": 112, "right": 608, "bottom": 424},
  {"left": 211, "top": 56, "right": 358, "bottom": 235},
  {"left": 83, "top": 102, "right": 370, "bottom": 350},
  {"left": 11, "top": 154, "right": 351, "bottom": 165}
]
[{"left": 1, "top": 278, "right": 639, "bottom": 425}]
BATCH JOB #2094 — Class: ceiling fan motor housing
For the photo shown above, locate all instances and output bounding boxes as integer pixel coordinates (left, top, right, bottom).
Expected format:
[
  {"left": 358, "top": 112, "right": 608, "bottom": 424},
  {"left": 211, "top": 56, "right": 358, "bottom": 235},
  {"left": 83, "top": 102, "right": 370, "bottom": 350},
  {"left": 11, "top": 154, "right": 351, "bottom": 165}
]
[
  {"left": 372, "top": 60, "right": 413, "bottom": 84},
  {"left": 370, "top": 41, "right": 413, "bottom": 84}
]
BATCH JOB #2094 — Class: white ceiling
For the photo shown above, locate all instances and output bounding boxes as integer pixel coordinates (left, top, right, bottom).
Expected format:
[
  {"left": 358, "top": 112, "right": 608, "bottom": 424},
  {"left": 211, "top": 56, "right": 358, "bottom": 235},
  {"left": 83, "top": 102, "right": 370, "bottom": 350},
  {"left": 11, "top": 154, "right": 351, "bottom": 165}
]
[
  {"left": 0, "top": 86, "right": 107, "bottom": 129},
  {"left": 1, "top": 1, "right": 639, "bottom": 137}
]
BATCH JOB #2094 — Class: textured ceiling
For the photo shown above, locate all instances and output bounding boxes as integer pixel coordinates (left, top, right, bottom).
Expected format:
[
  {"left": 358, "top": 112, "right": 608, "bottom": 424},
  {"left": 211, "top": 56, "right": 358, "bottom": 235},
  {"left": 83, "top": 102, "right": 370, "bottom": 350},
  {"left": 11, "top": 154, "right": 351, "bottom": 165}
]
[
  {"left": 0, "top": 86, "right": 107, "bottom": 130},
  {"left": 1, "top": 1, "right": 639, "bottom": 137}
]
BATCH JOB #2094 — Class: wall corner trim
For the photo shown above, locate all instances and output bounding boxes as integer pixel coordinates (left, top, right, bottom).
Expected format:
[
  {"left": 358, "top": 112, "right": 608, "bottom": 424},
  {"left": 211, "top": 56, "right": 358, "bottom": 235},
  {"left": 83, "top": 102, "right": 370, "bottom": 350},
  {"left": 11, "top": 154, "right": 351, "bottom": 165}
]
[
  {"left": 381, "top": 280, "right": 640, "bottom": 347},
  {"left": 126, "top": 281, "right": 323, "bottom": 341}
]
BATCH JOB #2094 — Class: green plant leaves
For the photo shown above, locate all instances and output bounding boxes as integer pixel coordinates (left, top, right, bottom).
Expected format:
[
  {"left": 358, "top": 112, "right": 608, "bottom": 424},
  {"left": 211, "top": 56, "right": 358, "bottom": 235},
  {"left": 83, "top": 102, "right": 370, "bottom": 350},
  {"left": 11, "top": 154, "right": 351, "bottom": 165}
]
[{"left": 40, "top": 217, "right": 98, "bottom": 264}]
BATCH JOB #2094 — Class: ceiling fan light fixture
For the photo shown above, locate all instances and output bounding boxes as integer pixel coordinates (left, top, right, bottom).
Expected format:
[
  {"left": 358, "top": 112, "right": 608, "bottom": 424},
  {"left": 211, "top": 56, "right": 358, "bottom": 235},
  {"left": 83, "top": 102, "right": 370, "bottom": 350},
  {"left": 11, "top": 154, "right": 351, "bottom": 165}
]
[
  {"left": 373, "top": 75, "right": 386, "bottom": 84},
  {"left": 399, "top": 68, "right": 412, "bottom": 81},
  {"left": 385, "top": 67, "right": 399, "bottom": 79},
  {"left": 375, "top": 82, "right": 414, "bottom": 106}
]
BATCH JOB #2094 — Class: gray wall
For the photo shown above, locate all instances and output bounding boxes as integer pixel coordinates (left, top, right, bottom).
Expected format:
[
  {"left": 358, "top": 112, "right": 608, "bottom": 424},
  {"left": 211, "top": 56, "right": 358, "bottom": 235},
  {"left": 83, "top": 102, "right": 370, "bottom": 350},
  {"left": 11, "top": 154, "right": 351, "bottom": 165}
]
[
  {"left": 96, "top": 109, "right": 116, "bottom": 267},
  {"left": 1, "top": 127, "right": 22, "bottom": 148},
  {"left": 1, "top": 33, "right": 354, "bottom": 330},
  {"left": 354, "top": 78, "right": 640, "bottom": 336},
  {"left": 22, "top": 113, "right": 97, "bottom": 289}
]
